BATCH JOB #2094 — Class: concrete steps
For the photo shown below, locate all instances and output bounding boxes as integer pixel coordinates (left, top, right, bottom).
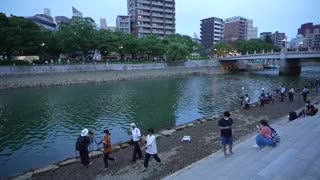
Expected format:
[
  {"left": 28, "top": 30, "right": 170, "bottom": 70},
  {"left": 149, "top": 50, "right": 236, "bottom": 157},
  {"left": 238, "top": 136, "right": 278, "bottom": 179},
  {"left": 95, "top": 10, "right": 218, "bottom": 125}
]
[{"left": 163, "top": 111, "right": 320, "bottom": 180}]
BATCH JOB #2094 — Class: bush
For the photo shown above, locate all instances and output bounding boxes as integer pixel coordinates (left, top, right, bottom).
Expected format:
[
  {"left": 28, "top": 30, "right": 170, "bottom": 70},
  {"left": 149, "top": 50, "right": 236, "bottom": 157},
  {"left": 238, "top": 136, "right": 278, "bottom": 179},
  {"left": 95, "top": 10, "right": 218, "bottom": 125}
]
[{"left": 0, "top": 60, "right": 30, "bottom": 66}]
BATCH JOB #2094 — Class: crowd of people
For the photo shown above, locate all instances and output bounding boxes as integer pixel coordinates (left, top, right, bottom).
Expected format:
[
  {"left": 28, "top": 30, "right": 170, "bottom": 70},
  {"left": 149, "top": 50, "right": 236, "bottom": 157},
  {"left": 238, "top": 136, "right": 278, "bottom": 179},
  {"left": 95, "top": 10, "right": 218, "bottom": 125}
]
[
  {"left": 75, "top": 123, "right": 162, "bottom": 172},
  {"left": 74, "top": 80, "right": 320, "bottom": 171}
]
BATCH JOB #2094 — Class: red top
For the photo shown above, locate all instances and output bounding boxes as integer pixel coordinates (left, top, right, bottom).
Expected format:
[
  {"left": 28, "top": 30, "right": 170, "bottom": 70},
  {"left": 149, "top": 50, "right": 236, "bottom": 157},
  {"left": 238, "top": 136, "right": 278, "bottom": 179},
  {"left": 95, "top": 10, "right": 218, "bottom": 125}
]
[{"left": 260, "top": 126, "right": 272, "bottom": 138}]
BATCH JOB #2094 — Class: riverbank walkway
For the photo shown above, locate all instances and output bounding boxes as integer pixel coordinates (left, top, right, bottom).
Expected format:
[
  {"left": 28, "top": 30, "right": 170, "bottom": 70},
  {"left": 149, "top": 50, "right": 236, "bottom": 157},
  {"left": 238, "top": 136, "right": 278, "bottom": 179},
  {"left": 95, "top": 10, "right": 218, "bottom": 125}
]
[{"left": 164, "top": 105, "right": 320, "bottom": 180}]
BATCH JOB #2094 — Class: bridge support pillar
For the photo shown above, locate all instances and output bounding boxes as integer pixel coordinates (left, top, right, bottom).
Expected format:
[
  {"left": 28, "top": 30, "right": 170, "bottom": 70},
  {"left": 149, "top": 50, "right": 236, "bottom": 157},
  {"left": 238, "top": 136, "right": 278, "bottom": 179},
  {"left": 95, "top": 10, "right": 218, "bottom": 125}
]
[{"left": 279, "top": 59, "right": 301, "bottom": 76}]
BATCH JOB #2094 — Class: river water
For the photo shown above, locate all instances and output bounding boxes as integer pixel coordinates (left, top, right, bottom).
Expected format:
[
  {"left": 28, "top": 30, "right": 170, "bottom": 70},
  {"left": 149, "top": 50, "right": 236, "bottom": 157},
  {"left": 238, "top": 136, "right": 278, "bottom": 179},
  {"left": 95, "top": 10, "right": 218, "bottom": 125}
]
[{"left": 0, "top": 66, "right": 319, "bottom": 177}]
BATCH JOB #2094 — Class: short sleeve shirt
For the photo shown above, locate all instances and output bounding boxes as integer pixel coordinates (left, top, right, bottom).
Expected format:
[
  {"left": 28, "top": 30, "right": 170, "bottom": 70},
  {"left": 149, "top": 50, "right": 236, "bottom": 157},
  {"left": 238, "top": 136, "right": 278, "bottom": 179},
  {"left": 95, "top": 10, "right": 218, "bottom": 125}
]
[
  {"left": 132, "top": 127, "right": 141, "bottom": 142},
  {"left": 218, "top": 118, "right": 233, "bottom": 138}
]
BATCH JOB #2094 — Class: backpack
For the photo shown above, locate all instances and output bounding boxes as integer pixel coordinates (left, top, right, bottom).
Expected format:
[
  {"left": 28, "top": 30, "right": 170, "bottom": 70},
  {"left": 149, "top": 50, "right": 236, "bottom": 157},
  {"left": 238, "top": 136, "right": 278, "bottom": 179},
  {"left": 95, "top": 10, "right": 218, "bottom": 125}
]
[
  {"left": 289, "top": 111, "right": 298, "bottom": 121},
  {"left": 271, "top": 128, "right": 280, "bottom": 144}
]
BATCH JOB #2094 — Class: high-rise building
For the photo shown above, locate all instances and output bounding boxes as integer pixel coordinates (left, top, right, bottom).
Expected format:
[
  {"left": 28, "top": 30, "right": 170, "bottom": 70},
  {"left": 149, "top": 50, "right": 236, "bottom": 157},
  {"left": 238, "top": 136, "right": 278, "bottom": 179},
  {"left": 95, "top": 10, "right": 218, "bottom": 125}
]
[
  {"left": 259, "top": 32, "right": 272, "bottom": 40},
  {"left": 116, "top": 15, "right": 131, "bottom": 33},
  {"left": 100, "top": 18, "right": 107, "bottom": 29},
  {"left": 224, "top": 16, "right": 257, "bottom": 42},
  {"left": 72, "top": 6, "right": 83, "bottom": 18},
  {"left": 55, "top": 16, "right": 70, "bottom": 24},
  {"left": 27, "top": 14, "right": 56, "bottom": 31},
  {"left": 43, "top": 8, "right": 51, "bottom": 17},
  {"left": 127, "top": 0, "right": 176, "bottom": 38},
  {"left": 200, "top": 17, "right": 224, "bottom": 51},
  {"left": 271, "top": 31, "right": 286, "bottom": 49},
  {"left": 290, "top": 34, "right": 305, "bottom": 50},
  {"left": 247, "top": 19, "right": 257, "bottom": 40},
  {"left": 298, "top": 23, "right": 320, "bottom": 37}
]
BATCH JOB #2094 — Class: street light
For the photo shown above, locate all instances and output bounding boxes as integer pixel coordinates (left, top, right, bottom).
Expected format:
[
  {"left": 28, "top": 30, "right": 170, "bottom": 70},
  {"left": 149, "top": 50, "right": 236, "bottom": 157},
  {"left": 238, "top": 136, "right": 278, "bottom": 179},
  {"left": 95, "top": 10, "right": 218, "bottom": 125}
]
[
  {"left": 299, "top": 41, "right": 303, "bottom": 51},
  {"left": 281, "top": 38, "right": 287, "bottom": 47}
]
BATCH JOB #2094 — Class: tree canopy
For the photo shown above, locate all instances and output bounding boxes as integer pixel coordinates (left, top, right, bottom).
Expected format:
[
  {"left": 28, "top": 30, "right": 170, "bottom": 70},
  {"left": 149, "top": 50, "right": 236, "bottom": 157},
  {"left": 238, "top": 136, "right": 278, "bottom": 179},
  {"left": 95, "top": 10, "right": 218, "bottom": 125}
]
[{"left": 0, "top": 14, "right": 204, "bottom": 62}]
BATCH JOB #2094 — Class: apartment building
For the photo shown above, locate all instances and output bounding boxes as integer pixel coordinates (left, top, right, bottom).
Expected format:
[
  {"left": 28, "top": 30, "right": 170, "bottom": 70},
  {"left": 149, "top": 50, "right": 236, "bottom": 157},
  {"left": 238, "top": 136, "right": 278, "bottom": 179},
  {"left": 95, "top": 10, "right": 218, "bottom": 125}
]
[
  {"left": 100, "top": 18, "right": 107, "bottom": 29},
  {"left": 271, "top": 31, "right": 286, "bottom": 49},
  {"left": 116, "top": 15, "right": 131, "bottom": 33},
  {"left": 200, "top": 17, "right": 224, "bottom": 51},
  {"left": 127, "top": 0, "right": 176, "bottom": 38},
  {"left": 224, "top": 16, "right": 257, "bottom": 42}
]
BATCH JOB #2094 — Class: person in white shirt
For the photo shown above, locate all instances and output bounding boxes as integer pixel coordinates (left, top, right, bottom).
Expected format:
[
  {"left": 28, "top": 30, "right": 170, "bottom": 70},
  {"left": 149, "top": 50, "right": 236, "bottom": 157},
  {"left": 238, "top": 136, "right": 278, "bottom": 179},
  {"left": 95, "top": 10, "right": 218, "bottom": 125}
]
[
  {"left": 130, "top": 123, "right": 142, "bottom": 162},
  {"left": 143, "top": 128, "right": 161, "bottom": 171}
]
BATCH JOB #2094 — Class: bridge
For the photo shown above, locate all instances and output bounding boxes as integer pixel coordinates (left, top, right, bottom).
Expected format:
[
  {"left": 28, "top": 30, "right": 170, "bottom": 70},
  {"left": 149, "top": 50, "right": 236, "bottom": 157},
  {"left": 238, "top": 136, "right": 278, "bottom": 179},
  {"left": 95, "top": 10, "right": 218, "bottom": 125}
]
[{"left": 217, "top": 50, "right": 320, "bottom": 75}]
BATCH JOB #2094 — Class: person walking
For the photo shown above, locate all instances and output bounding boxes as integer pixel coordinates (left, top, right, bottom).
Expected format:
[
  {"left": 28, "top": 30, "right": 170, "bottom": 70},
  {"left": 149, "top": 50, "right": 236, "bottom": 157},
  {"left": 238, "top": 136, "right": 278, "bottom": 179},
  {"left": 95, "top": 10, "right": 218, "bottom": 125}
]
[
  {"left": 218, "top": 111, "right": 234, "bottom": 157},
  {"left": 280, "top": 85, "right": 286, "bottom": 102},
  {"left": 288, "top": 88, "right": 294, "bottom": 102},
  {"left": 302, "top": 86, "right": 309, "bottom": 102},
  {"left": 102, "top": 129, "right": 116, "bottom": 170},
  {"left": 76, "top": 128, "right": 93, "bottom": 167},
  {"left": 142, "top": 128, "right": 162, "bottom": 172},
  {"left": 130, "top": 123, "right": 143, "bottom": 162}
]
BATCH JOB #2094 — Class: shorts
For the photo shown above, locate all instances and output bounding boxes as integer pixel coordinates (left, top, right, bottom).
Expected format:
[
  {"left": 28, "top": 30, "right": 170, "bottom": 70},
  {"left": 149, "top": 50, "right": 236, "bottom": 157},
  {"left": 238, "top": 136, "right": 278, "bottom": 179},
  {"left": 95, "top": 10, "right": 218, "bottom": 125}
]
[{"left": 221, "top": 137, "right": 233, "bottom": 145}]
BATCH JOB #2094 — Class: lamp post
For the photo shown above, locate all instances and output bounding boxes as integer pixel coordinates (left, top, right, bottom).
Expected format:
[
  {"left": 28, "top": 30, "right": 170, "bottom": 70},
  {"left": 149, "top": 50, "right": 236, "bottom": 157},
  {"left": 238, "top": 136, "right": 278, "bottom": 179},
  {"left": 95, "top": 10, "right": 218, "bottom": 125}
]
[
  {"left": 299, "top": 41, "right": 303, "bottom": 51},
  {"left": 281, "top": 38, "right": 287, "bottom": 47}
]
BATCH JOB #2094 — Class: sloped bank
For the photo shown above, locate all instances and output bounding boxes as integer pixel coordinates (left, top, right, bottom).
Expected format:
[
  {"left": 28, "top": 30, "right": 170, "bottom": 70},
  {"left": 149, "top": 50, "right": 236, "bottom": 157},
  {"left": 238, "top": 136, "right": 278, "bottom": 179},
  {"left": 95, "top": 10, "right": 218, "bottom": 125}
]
[{"left": 13, "top": 94, "right": 320, "bottom": 180}]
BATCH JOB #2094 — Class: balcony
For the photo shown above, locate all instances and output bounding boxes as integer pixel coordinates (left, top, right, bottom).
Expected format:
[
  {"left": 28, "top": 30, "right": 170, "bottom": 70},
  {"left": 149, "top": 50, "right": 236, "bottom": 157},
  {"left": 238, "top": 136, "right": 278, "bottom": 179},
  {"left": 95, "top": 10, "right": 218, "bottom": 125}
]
[
  {"left": 138, "top": 23, "right": 151, "bottom": 28},
  {"left": 165, "top": 26, "right": 174, "bottom": 30},
  {"left": 137, "top": 0, "right": 150, "bottom": 4},
  {"left": 152, "top": 24, "right": 164, "bottom": 28},
  {"left": 165, "top": 3, "right": 173, "bottom": 8},
  {"left": 152, "top": 18, "right": 164, "bottom": 23},
  {"left": 138, "top": 5, "right": 151, "bottom": 10},
  {"left": 138, "top": 29, "right": 151, "bottom": 33},
  {"left": 139, "top": 18, "right": 151, "bottom": 22},
  {"left": 151, "top": 1, "right": 163, "bottom": 6},
  {"left": 165, "top": 14, "right": 173, "bottom": 18},
  {"left": 152, "top": 29, "right": 164, "bottom": 34},
  {"left": 165, "top": 9, "right": 173, "bottom": 13},
  {"left": 138, "top": 11, "right": 151, "bottom": 16},
  {"left": 152, "top": 13, "right": 164, "bottom": 18},
  {"left": 152, "top": 7, "right": 164, "bottom": 12},
  {"left": 165, "top": 31, "right": 174, "bottom": 35}
]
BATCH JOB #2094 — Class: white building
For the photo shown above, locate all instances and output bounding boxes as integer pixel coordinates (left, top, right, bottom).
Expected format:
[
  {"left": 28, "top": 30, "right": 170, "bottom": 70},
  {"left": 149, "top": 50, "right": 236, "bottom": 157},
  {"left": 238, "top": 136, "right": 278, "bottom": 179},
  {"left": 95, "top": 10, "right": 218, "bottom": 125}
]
[
  {"left": 100, "top": 18, "right": 107, "bottom": 29},
  {"left": 247, "top": 19, "right": 258, "bottom": 40},
  {"left": 290, "top": 35, "right": 305, "bottom": 49},
  {"left": 116, "top": 15, "right": 131, "bottom": 33},
  {"left": 72, "top": 6, "right": 83, "bottom": 18},
  {"left": 43, "top": 8, "right": 51, "bottom": 17}
]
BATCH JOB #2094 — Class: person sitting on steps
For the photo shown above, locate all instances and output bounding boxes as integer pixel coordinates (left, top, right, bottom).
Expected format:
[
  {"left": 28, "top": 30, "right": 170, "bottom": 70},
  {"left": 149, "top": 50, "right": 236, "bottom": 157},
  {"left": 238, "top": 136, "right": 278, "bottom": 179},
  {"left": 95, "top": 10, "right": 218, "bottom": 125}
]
[{"left": 254, "top": 120, "right": 276, "bottom": 149}]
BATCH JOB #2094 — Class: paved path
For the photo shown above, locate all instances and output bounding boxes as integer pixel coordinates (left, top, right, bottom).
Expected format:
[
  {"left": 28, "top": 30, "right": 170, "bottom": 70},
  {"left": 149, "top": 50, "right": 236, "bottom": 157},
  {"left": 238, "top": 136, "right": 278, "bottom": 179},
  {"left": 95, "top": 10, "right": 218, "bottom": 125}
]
[{"left": 164, "top": 105, "right": 320, "bottom": 180}]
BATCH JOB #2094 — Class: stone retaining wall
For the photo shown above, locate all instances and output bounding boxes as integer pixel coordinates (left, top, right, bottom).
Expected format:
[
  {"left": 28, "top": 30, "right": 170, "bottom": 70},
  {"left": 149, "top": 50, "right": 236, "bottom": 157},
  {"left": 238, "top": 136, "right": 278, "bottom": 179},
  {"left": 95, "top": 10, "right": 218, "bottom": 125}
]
[{"left": 0, "top": 60, "right": 219, "bottom": 76}]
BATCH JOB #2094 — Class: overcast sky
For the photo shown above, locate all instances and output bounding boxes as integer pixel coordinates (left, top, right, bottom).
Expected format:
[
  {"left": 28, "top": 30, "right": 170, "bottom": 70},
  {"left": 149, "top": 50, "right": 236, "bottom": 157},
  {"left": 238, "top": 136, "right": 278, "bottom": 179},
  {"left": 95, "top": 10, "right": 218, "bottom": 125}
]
[{"left": 1, "top": 0, "right": 319, "bottom": 40}]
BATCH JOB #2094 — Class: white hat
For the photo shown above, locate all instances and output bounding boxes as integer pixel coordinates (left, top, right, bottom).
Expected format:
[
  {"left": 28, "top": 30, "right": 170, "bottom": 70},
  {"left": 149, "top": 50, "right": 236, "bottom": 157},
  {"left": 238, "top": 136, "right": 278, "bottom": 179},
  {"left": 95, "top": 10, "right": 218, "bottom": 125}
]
[
  {"left": 261, "top": 88, "right": 265, "bottom": 90},
  {"left": 130, "top": 123, "right": 136, "bottom": 127},
  {"left": 81, "top": 128, "right": 89, "bottom": 137}
]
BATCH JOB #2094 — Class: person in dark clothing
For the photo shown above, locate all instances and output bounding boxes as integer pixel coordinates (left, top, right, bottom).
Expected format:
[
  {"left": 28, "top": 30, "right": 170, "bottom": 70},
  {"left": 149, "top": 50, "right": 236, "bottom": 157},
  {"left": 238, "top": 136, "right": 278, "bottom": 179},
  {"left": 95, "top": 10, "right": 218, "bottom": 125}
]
[
  {"left": 280, "top": 85, "right": 286, "bottom": 102},
  {"left": 218, "top": 111, "right": 234, "bottom": 157},
  {"left": 302, "top": 86, "right": 309, "bottom": 102},
  {"left": 288, "top": 88, "right": 294, "bottom": 102},
  {"left": 306, "top": 101, "right": 318, "bottom": 116},
  {"left": 76, "top": 128, "right": 93, "bottom": 167},
  {"left": 259, "top": 90, "right": 266, "bottom": 107}
]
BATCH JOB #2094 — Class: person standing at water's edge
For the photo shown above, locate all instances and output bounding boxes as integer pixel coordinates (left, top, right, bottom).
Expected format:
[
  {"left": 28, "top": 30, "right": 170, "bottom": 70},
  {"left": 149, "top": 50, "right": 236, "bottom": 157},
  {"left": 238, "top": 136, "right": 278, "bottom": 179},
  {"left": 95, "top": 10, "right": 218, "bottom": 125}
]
[
  {"left": 288, "top": 88, "right": 294, "bottom": 102},
  {"left": 102, "top": 129, "right": 116, "bottom": 170},
  {"left": 75, "top": 128, "right": 93, "bottom": 167},
  {"left": 143, "top": 128, "right": 162, "bottom": 172},
  {"left": 130, "top": 123, "right": 143, "bottom": 162},
  {"left": 302, "top": 86, "right": 309, "bottom": 102},
  {"left": 218, "top": 111, "right": 234, "bottom": 157},
  {"left": 280, "top": 85, "right": 286, "bottom": 102}
]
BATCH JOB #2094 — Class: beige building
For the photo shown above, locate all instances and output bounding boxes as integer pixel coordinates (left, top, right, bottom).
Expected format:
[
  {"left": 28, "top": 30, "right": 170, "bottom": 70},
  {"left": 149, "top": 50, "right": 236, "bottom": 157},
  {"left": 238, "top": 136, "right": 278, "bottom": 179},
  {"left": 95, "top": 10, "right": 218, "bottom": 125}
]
[{"left": 127, "top": 0, "right": 176, "bottom": 38}]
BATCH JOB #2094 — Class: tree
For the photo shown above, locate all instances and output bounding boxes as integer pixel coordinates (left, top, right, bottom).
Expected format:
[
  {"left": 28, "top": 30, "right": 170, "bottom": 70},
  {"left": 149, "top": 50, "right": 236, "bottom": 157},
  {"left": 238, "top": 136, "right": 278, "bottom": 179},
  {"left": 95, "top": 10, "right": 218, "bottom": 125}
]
[
  {"left": 95, "top": 29, "right": 118, "bottom": 59},
  {"left": 264, "top": 34, "right": 273, "bottom": 44},
  {"left": 56, "top": 17, "right": 97, "bottom": 60},
  {"left": 212, "top": 42, "right": 232, "bottom": 57},
  {"left": 166, "top": 42, "right": 189, "bottom": 62},
  {"left": 0, "top": 14, "right": 42, "bottom": 60}
]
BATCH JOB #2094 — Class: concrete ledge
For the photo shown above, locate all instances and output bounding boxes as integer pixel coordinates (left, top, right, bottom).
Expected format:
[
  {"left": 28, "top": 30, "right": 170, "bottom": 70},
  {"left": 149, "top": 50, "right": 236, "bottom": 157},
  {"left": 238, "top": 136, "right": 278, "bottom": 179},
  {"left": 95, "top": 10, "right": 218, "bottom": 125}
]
[
  {"left": 160, "top": 129, "right": 176, "bottom": 136},
  {"left": 58, "top": 158, "right": 80, "bottom": 166},
  {"left": 33, "top": 165, "right": 59, "bottom": 175},
  {"left": 13, "top": 172, "right": 33, "bottom": 180}
]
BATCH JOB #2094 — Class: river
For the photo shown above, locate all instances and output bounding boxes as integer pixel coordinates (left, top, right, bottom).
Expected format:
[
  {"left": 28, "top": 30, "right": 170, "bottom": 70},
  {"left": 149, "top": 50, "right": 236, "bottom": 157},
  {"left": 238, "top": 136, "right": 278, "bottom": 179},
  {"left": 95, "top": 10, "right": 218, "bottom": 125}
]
[{"left": 0, "top": 66, "right": 319, "bottom": 177}]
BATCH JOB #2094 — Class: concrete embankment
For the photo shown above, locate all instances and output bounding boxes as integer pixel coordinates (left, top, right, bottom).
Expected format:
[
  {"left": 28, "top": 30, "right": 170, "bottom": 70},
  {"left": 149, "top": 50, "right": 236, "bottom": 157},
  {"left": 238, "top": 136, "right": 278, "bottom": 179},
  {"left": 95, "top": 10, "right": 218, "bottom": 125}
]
[{"left": 0, "top": 60, "right": 219, "bottom": 75}]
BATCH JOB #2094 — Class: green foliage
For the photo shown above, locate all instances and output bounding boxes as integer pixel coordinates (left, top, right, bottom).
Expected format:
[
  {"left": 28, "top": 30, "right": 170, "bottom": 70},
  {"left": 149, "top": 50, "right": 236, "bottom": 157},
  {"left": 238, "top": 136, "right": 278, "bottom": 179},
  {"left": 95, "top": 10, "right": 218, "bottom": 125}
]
[
  {"left": 234, "top": 39, "right": 276, "bottom": 54},
  {"left": 212, "top": 42, "right": 233, "bottom": 57},
  {"left": 0, "top": 15, "right": 203, "bottom": 63}
]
